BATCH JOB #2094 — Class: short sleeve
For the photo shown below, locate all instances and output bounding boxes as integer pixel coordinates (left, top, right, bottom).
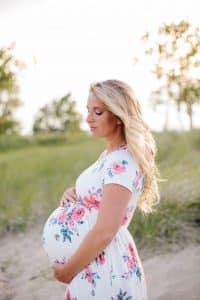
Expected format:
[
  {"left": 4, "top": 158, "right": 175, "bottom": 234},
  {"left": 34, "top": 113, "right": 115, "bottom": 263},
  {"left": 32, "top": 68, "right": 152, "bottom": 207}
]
[{"left": 102, "top": 151, "right": 144, "bottom": 193}]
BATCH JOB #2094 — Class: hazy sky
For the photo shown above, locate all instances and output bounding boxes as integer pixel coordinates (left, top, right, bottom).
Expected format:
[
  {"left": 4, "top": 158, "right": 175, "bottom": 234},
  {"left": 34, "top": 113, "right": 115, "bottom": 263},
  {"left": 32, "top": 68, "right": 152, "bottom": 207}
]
[{"left": 0, "top": 0, "right": 199, "bottom": 134}]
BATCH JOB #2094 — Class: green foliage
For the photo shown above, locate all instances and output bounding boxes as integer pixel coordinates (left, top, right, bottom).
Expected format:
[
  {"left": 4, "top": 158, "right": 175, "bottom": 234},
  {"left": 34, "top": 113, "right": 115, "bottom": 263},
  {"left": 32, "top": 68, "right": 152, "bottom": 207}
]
[
  {"left": 0, "top": 130, "right": 199, "bottom": 251},
  {"left": 0, "top": 132, "right": 104, "bottom": 234},
  {"left": 0, "top": 131, "right": 88, "bottom": 152},
  {"left": 0, "top": 134, "right": 33, "bottom": 152},
  {"left": 140, "top": 20, "right": 200, "bottom": 130},
  {"left": 129, "top": 130, "right": 200, "bottom": 251},
  {"left": 33, "top": 93, "right": 82, "bottom": 134},
  {"left": 0, "top": 45, "right": 23, "bottom": 135},
  {"left": 130, "top": 198, "right": 200, "bottom": 251}
]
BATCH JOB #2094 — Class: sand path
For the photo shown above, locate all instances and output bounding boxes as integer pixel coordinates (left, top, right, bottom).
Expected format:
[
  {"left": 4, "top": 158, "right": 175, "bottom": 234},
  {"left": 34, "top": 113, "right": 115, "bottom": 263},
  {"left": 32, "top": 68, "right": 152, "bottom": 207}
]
[{"left": 0, "top": 226, "right": 199, "bottom": 300}]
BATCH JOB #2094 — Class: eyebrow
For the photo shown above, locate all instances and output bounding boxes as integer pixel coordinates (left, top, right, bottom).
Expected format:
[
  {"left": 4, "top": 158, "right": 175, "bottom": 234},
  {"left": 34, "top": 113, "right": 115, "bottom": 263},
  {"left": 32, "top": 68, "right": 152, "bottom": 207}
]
[{"left": 86, "top": 105, "right": 104, "bottom": 109}]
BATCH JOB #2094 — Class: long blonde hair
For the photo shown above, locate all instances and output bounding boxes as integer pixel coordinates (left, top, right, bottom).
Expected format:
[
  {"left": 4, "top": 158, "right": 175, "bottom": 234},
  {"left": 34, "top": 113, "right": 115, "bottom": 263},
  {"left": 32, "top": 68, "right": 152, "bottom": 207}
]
[{"left": 90, "top": 79, "right": 160, "bottom": 214}]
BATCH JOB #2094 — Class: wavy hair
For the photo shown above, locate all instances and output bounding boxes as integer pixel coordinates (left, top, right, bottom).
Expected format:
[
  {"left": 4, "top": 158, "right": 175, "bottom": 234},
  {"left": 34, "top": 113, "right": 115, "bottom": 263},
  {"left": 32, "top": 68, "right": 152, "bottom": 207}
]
[{"left": 90, "top": 79, "right": 160, "bottom": 214}]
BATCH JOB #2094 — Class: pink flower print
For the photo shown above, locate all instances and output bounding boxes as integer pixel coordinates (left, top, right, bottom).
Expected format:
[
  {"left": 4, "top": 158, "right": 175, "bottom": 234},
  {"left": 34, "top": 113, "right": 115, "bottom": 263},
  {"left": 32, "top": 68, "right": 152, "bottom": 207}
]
[
  {"left": 134, "top": 169, "right": 142, "bottom": 188},
  {"left": 82, "top": 196, "right": 89, "bottom": 208},
  {"left": 111, "top": 161, "right": 126, "bottom": 174},
  {"left": 83, "top": 193, "right": 100, "bottom": 210},
  {"left": 97, "top": 251, "right": 105, "bottom": 264},
  {"left": 128, "top": 243, "right": 134, "bottom": 254},
  {"left": 85, "top": 266, "right": 93, "bottom": 283},
  {"left": 99, "top": 255, "right": 105, "bottom": 264},
  {"left": 127, "top": 258, "right": 136, "bottom": 270},
  {"left": 89, "top": 193, "right": 100, "bottom": 209},
  {"left": 68, "top": 219, "right": 74, "bottom": 227},
  {"left": 58, "top": 211, "right": 68, "bottom": 222},
  {"left": 72, "top": 207, "right": 85, "bottom": 221},
  {"left": 128, "top": 243, "right": 136, "bottom": 261},
  {"left": 65, "top": 289, "right": 71, "bottom": 300},
  {"left": 121, "top": 213, "right": 128, "bottom": 225}
]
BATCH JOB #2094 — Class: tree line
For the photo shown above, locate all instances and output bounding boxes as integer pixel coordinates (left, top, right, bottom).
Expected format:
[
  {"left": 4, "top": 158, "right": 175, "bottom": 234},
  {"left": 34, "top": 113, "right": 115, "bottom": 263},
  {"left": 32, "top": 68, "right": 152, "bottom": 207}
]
[
  {"left": 0, "top": 20, "right": 199, "bottom": 135},
  {"left": 0, "top": 45, "right": 82, "bottom": 135},
  {"left": 137, "top": 20, "right": 200, "bottom": 130}
]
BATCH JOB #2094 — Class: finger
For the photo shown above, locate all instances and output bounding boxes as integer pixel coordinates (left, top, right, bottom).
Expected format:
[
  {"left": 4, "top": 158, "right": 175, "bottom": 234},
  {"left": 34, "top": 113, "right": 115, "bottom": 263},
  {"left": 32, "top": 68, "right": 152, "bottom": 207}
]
[
  {"left": 72, "top": 187, "right": 77, "bottom": 195},
  {"left": 67, "top": 188, "right": 77, "bottom": 198},
  {"left": 68, "top": 193, "right": 78, "bottom": 202},
  {"left": 64, "top": 192, "right": 77, "bottom": 201},
  {"left": 66, "top": 190, "right": 77, "bottom": 198},
  {"left": 72, "top": 188, "right": 77, "bottom": 198},
  {"left": 66, "top": 196, "right": 77, "bottom": 203},
  {"left": 60, "top": 200, "right": 65, "bottom": 206},
  {"left": 64, "top": 195, "right": 76, "bottom": 202},
  {"left": 60, "top": 196, "right": 68, "bottom": 205},
  {"left": 60, "top": 197, "right": 75, "bottom": 206}
]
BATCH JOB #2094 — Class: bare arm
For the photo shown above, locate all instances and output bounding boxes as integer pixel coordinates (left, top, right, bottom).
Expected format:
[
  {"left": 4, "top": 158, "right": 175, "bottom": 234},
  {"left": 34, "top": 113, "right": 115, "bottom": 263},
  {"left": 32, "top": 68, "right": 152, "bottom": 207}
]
[{"left": 53, "top": 183, "right": 131, "bottom": 283}]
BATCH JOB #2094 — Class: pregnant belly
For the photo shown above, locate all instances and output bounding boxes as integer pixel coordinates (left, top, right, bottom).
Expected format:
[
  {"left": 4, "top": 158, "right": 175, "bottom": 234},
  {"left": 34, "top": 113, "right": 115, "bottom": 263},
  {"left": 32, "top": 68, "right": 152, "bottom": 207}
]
[{"left": 42, "top": 203, "right": 91, "bottom": 265}]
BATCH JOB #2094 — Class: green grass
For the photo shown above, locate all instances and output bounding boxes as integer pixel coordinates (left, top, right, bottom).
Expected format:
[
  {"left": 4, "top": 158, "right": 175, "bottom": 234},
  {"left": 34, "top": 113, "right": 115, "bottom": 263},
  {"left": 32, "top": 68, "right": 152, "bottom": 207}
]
[
  {"left": 130, "top": 198, "right": 200, "bottom": 252},
  {"left": 0, "top": 132, "right": 104, "bottom": 233},
  {"left": 0, "top": 130, "right": 199, "bottom": 250}
]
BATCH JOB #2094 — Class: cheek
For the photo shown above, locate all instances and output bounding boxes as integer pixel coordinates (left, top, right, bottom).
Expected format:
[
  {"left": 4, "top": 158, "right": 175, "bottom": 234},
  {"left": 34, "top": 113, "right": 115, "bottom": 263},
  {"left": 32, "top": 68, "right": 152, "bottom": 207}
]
[
  {"left": 108, "top": 115, "right": 118, "bottom": 128},
  {"left": 103, "top": 116, "right": 118, "bottom": 133}
]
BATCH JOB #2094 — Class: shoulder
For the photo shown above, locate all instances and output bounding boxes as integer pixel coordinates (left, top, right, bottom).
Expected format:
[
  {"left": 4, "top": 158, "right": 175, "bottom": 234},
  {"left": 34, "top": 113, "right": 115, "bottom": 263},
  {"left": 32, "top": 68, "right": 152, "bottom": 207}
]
[
  {"left": 105, "top": 147, "right": 139, "bottom": 170},
  {"left": 103, "top": 147, "right": 143, "bottom": 180},
  {"left": 102, "top": 147, "right": 144, "bottom": 193}
]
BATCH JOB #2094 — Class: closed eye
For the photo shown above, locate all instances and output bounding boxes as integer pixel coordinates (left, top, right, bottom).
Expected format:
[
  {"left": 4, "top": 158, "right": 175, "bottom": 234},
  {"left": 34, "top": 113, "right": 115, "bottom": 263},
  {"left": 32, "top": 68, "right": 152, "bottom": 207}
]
[
  {"left": 87, "top": 109, "right": 104, "bottom": 115},
  {"left": 95, "top": 111, "right": 103, "bottom": 115}
]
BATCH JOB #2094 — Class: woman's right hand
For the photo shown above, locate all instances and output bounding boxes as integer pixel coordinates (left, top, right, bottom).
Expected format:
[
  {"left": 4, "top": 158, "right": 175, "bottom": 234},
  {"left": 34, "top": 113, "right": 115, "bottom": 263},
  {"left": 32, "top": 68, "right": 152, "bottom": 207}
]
[{"left": 60, "top": 187, "right": 77, "bottom": 206}]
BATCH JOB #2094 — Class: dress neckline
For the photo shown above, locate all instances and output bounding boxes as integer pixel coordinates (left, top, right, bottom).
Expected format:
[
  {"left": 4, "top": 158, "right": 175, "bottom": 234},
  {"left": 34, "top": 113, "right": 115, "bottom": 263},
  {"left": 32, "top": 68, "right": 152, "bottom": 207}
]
[{"left": 98, "top": 143, "right": 128, "bottom": 161}]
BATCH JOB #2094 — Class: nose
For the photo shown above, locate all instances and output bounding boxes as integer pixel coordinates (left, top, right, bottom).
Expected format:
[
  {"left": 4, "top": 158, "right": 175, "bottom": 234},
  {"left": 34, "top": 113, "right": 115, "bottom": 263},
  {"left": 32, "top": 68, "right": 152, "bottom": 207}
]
[{"left": 86, "top": 111, "right": 94, "bottom": 124}]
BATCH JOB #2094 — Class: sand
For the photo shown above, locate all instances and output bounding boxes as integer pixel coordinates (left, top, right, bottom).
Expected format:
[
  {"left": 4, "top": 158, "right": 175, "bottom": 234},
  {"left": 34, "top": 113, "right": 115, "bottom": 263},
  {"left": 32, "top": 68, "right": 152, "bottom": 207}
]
[{"left": 0, "top": 225, "right": 200, "bottom": 300}]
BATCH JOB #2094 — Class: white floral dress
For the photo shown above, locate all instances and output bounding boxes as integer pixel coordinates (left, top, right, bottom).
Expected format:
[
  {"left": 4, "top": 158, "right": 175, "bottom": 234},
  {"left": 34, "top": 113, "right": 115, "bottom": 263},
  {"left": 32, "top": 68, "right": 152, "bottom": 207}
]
[{"left": 42, "top": 145, "right": 147, "bottom": 300}]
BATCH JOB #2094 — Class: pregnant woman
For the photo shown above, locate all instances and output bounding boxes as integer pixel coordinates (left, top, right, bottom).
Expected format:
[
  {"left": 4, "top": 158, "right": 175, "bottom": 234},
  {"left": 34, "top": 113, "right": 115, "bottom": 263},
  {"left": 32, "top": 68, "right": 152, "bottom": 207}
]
[{"left": 42, "top": 79, "right": 160, "bottom": 300}]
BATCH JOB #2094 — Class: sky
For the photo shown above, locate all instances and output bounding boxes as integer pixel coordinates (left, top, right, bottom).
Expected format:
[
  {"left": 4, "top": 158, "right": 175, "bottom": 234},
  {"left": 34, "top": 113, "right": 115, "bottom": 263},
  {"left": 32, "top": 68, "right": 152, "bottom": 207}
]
[{"left": 0, "top": 0, "right": 199, "bottom": 134}]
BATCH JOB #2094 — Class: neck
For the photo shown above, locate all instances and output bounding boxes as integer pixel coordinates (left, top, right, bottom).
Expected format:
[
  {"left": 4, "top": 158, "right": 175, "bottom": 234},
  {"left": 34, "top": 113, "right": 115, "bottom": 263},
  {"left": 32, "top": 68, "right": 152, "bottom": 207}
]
[{"left": 105, "top": 135, "right": 126, "bottom": 152}]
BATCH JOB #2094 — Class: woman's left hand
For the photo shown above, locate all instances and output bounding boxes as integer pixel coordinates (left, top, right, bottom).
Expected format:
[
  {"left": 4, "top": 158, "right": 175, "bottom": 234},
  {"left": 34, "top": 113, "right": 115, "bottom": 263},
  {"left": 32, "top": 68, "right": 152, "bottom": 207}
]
[{"left": 53, "top": 263, "right": 73, "bottom": 284}]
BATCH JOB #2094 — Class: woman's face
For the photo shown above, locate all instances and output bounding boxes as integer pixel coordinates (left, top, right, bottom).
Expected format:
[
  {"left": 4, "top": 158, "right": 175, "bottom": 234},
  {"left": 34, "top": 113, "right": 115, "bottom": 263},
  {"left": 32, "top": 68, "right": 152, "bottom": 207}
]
[{"left": 86, "top": 92, "right": 122, "bottom": 139}]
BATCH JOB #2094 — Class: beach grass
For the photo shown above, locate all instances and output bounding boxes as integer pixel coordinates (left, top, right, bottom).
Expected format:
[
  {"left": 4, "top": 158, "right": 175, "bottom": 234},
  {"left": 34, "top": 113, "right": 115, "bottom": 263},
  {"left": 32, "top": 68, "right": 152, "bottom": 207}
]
[{"left": 0, "top": 130, "right": 199, "bottom": 249}]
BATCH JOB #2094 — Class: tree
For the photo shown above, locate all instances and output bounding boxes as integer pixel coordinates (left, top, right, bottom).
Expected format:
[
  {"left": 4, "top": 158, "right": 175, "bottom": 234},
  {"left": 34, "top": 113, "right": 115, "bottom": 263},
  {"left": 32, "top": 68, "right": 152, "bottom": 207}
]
[
  {"left": 0, "top": 44, "right": 23, "bottom": 134},
  {"left": 33, "top": 93, "right": 82, "bottom": 134},
  {"left": 177, "top": 78, "right": 200, "bottom": 129},
  {"left": 140, "top": 20, "right": 200, "bottom": 130}
]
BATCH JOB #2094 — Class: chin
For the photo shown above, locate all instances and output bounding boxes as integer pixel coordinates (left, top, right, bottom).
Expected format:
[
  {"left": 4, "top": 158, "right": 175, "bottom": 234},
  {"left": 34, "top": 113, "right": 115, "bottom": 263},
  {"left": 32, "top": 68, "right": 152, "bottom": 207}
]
[
  {"left": 90, "top": 131, "right": 100, "bottom": 138},
  {"left": 91, "top": 133, "right": 100, "bottom": 138}
]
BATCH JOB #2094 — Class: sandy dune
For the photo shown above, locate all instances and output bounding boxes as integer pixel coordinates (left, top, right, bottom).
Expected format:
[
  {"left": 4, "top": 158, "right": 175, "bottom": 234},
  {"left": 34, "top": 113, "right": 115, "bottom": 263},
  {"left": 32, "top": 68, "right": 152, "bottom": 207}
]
[{"left": 0, "top": 226, "right": 199, "bottom": 300}]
